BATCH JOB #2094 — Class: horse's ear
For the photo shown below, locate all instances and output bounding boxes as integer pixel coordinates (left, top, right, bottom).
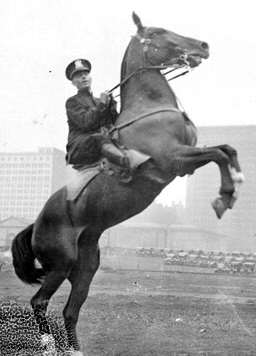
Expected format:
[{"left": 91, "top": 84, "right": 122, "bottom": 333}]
[{"left": 132, "top": 12, "right": 144, "bottom": 34}]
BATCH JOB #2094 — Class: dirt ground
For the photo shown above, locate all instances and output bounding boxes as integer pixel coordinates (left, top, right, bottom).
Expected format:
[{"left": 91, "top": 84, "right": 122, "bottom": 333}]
[{"left": 1, "top": 267, "right": 256, "bottom": 356}]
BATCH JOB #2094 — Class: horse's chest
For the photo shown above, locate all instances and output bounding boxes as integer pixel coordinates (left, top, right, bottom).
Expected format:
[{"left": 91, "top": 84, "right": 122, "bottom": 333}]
[
  {"left": 167, "top": 116, "right": 197, "bottom": 147},
  {"left": 184, "top": 122, "right": 197, "bottom": 146}
]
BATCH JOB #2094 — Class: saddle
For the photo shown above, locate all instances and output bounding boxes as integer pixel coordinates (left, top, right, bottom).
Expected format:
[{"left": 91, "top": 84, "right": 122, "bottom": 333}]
[
  {"left": 66, "top": 148, "right": 152, "bottom": 201},
  {"left": 66, "top": 132, "right": 166, "bottom": 201}
]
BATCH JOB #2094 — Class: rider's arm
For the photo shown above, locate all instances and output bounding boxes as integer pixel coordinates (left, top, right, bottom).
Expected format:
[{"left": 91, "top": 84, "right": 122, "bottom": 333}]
[
  {"left": 99, "top": 91, "right": 119, "bottom": 125},
  {"left": 66, "top": 97, "right": 107, "bottom": 132},
  {"left": 108, "top": 96, "right": 119, "bottom": 123}
]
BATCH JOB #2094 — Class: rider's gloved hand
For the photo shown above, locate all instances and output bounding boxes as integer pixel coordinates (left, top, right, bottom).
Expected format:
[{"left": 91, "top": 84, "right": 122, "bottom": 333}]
[
  {"left": 100, "top": 90, "right": 112, "bottom": 105},
  {"left": 97, "top": 91, "right": 115, "bottom": 120}
]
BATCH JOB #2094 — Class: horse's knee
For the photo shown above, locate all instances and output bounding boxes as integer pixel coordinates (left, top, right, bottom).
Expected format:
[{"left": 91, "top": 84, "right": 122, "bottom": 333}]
[
  {"left": 221, "top": 144, "right": 237, "bottom": 157},
  {"left": 215, "top": 149, "right": 230, "bottom": 165}
]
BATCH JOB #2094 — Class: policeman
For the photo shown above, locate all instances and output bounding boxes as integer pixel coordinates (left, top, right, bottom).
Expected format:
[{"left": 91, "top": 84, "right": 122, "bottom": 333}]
[{"left": 65, "top": 59, "right": 130, "bottom": 170}]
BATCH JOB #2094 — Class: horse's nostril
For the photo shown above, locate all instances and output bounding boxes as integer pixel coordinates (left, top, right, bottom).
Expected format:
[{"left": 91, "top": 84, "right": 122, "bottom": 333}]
[{"left": 201, "top": 42, "right": 209, "bottom": 50}]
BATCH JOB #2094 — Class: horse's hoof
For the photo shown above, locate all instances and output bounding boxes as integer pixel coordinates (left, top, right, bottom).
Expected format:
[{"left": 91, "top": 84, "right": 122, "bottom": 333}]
[
  {"left": 228, "top": 195, "right": 237, "bottom": 209},
  {"left": 41, "top": 334, "right": 57, "bottom": 356},
  {"left": 211, "top": 198, "right": 228, "bottom": 219}
]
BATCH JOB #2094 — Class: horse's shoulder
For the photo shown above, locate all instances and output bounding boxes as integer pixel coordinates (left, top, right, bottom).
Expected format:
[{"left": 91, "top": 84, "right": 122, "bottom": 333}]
[{"left": 181, "top": 113, "right": 197, "bottom": 146}]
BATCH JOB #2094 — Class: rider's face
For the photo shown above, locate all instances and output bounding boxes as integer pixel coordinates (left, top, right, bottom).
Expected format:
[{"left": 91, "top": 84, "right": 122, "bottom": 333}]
[{"left": 72, "top": 70, "right": 92, "bottom": 91}]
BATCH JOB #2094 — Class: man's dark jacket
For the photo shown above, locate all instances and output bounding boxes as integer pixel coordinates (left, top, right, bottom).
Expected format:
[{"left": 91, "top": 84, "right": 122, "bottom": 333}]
[{"left": 65, "top": 88, "right": 118, "bottom": 165}]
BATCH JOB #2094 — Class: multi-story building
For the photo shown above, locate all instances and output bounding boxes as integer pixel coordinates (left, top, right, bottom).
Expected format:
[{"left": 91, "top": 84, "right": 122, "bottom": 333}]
[
  {"left": 186, "top": 125, "right": 256, "bottom": 251},
  {"left": 0, "top": 147, "right": 66, "bottom": 220},
  {"left": 101, "top": 222, "right": 227, "bottom": 252}
]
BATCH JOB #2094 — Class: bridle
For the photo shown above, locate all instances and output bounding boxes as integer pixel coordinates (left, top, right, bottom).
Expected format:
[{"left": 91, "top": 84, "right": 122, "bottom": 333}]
[
  {"left": 139, "top": 34, "right": 190, "bottom": 68},
  {"left": 108, "top": 33, "right": 192, "bottom": 134},
  {"left": 109, "top": 33, "right": 191, "bottom": 94}
]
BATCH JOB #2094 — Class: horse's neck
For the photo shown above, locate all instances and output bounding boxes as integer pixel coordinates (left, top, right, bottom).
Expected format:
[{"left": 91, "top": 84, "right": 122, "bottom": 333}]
[
  {"left": 120, "top": 70, "right": 178, "bottom": 112},
  {"left": 120, "top": 38, "right": 178, "bottom": 113}
]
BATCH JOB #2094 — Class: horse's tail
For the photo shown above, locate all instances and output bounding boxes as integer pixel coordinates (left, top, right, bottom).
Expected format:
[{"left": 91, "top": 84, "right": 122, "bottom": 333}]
[{"left": 11, "top": 224, "right": 45, "bottom": 285}]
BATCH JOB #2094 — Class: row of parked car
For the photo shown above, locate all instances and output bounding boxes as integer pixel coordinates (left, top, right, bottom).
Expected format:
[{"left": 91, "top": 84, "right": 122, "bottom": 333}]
[
  {"left": 135, "top": 248, "right": 256, "bottom": 275},
  {"left": 164, "top": 250, "right": 256, "bottom": 275}
]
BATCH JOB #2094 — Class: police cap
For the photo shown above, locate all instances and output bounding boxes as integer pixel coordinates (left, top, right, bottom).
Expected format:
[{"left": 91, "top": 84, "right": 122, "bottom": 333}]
[{"left": 65, "top": 59, "right": 92, "bottom": 80}]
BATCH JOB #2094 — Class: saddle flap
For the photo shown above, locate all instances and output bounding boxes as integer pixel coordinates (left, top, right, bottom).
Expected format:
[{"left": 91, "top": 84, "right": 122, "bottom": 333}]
[
  {"left": 66, "top": 167, "right": 100, "bottom": 201},
  {"left": 125, "top": 149, "right": 150, "bottom": 170}
]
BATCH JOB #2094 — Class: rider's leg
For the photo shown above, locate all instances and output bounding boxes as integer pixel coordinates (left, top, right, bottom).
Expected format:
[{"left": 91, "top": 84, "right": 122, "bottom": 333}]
[
  {"left": 68, "top": 132, "right": 131, "bottom": 170},
  {"left": 90, "top": 132, "right": 131, "bottom": 170},
  {"left": 101, "top": 141, "right": 130, "bottom": 169}
]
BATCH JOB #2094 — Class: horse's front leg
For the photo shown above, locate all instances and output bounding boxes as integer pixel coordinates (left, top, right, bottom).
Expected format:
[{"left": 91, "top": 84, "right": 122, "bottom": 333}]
[
  {"left": 211, "top": 144, "right": 245, "bottom": 208},
  {"left": 162, "top": 144, "right": 244, "bottom": 218}
]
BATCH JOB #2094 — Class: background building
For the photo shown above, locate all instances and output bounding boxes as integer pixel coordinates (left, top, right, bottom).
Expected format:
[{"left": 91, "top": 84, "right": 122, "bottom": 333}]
[
  {"left": 0, "top": 147, "right": 66, "bottom": 220},
  {"left": 100, "top": 222, "right": 227, "bottom": 252},
  {"left": 0, "top": 216, "right": 33, "bottom": 248},
  {"left": 186, "top": 125, "right": 256, "bottom": 252}
]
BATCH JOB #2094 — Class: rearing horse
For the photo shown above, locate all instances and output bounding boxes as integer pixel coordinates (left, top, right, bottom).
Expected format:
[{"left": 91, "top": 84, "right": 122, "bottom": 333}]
[{"left": 12, "top": 13, "right": 244, "bottom": 355}]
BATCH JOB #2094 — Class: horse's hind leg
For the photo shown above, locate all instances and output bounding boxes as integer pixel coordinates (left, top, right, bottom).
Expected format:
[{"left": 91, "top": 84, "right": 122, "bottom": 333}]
[
  {"left": 64, "top": 236, "right": 100, "bottom": 353},
  {"left": 30, "top": 268, "right": 73, "bottom": 354},
  {"left": 30, "top": 250, "right": 76, "bottom": 353},
  {"left": 30, "top": 272, "right": 66, "bottom": 354}
]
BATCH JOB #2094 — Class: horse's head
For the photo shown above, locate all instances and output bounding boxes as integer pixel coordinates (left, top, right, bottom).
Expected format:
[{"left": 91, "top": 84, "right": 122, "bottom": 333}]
[{"left": 132, "top": 12, "right": 209, "bottom": 69}]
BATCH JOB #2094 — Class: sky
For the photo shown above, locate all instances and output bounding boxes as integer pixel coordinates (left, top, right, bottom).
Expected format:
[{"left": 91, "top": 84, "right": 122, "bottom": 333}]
[{"left": 0, "top": 0, "right": 256, "bottom": 206}]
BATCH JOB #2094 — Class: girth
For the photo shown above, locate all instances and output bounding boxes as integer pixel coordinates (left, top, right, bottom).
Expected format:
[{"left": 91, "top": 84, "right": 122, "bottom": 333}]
[{"left": 109, "top": 107, "right": 181, "bottom": 134}]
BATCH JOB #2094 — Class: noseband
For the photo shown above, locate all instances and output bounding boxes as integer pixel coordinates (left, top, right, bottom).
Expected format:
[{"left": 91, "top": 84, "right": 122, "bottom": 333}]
[{"left": 138, "top": 35, "right": 190, "bottom": 68}]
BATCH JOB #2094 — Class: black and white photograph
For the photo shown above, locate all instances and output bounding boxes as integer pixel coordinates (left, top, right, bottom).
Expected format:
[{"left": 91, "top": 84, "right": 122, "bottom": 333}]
[{"left": 0, "top": 1, "right": 256, "bottom": 355}]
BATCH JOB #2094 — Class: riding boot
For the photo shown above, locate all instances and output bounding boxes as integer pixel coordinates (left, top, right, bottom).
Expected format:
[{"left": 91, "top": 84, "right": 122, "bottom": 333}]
[{"left": 101, "top": 142, "right": 130, "bottom": 170}]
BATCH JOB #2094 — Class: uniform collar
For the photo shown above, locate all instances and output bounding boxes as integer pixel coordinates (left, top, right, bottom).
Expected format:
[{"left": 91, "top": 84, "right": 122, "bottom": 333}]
[{"left": 78, "top": 88, "right": 93, "bottom": 96}]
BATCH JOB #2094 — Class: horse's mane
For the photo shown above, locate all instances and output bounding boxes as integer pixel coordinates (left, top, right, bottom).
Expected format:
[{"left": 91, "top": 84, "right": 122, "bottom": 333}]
[
  {"left": 120, "top": 37, "right": 136, "bottom": 80},
  {"left": 120, "top": 44, "right": 130, "bottom": 80}
]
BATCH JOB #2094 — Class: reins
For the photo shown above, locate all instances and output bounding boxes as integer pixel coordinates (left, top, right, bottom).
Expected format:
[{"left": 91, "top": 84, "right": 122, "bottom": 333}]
[
  {"left": 108, "top": 107, "right": 180, "bottom": 134},
  {"left": 108, "top": 34, "right": 192, "bottom": 133},
  {"left": 109, "top": 66, "right": 189, "bottom": 94},
  {"left": 109, "top": 65, "right": 169, "bottom": 94},
  {"left": 108, "top": 65, "right": 190, "bottom": 133},
  {"left": 108, "top": 66, "right": 190, "bottom": 133}
]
